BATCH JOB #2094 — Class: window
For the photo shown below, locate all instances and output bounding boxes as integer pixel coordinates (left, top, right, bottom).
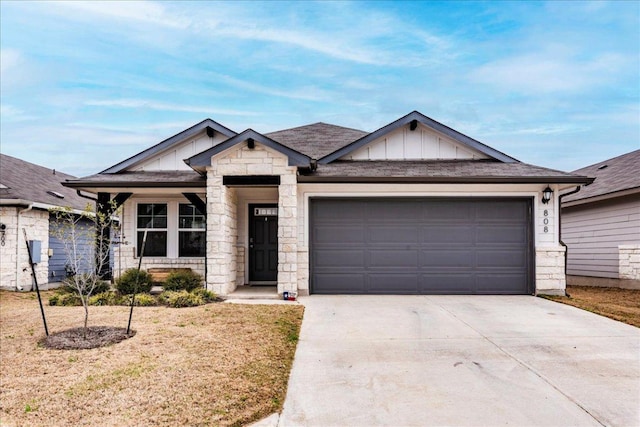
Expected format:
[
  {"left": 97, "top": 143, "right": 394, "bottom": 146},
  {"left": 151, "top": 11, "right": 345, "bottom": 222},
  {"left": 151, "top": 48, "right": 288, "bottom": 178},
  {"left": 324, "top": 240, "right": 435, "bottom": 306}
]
[
  {"left": 137, "top": 203, "right": 167, "bottom": 256},
  {"left": 178, "top": 204, "right": 205, "bottom": 257}
]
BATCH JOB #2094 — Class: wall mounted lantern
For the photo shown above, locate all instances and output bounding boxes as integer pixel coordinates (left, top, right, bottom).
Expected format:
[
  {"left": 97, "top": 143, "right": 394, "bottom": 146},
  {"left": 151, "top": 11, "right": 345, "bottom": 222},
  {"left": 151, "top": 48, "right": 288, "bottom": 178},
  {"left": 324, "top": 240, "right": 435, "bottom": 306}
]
[{"left": 542, "top": 186, "right": 553, "bottom": 204}]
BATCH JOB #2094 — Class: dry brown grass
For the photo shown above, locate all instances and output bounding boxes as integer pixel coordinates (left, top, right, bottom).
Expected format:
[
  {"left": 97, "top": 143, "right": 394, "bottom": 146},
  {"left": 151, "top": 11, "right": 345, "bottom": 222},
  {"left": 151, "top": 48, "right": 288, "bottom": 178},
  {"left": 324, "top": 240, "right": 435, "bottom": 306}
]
[
  {"left": 544, "top": 285, "right": 640, "bottom": 328},
  {"left": 0, "top": 291, "right": 304, "bottom": 427}
]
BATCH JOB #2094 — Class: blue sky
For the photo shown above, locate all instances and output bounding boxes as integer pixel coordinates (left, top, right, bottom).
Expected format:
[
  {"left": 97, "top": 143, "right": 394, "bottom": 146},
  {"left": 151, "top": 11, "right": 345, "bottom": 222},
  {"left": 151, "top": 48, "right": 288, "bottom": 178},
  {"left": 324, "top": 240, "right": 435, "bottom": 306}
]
[{"left": 1, "top": 1, "right": 638, "bottom": 177}]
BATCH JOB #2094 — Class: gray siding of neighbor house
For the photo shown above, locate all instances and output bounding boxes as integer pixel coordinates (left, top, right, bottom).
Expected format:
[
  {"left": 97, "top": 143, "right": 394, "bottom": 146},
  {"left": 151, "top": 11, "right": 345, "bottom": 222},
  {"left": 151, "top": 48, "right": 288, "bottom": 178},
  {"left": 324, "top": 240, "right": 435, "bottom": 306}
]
[
  {"left": 48, "top": 214, "right": 95, "bottom": 281},
  {"left": 563, "top": 196, "right": 640, "bottom": 278}
]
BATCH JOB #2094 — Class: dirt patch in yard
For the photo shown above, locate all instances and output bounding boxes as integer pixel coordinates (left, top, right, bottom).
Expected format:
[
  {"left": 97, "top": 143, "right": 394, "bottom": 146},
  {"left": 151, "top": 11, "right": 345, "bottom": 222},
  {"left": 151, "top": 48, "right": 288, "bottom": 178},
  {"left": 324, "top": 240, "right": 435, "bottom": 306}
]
[
  {"left": 544, "top": 285, "right": 640, "bottom": 328},
  {"left": 41, "top": 326, "right": 136, "bottom": 350},
  {"left": 0, "top": 290, "right": 304, "bottom": 427}
]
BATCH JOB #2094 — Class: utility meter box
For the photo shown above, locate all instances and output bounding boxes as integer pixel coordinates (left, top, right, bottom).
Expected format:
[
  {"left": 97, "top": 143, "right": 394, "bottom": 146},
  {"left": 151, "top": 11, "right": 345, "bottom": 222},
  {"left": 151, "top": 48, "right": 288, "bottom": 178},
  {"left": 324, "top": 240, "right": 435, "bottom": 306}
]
[{"left": 29, "top": 240, "right": 42, "bottom": 264}]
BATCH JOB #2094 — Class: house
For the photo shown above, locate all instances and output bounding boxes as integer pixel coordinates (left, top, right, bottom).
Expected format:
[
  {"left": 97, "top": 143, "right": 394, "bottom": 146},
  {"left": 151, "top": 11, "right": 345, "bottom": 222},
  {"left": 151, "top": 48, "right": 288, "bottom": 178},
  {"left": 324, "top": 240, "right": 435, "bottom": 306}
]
[
  {"left": 63, "top": 111, "right": 592, "bottom": 296},
  {"left": 0, "top": 154, "right": 96, "bottom": 291},
  {"left": 561, "top": 150, "right": 640, "bottom": 289}
]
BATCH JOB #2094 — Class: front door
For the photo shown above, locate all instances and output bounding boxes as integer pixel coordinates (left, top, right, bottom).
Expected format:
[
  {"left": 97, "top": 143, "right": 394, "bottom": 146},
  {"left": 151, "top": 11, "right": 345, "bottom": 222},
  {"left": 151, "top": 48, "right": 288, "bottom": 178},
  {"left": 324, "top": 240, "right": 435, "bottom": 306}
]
[{"left": 249, "top": 204, "right": 278, "bottom": 283}]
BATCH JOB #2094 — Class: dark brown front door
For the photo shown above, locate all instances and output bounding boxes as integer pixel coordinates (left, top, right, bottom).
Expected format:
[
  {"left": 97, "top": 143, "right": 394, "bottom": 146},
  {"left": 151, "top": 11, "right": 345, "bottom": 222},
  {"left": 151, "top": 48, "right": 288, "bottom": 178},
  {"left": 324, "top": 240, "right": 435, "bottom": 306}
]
[{"left": 249, "top": 204, "right": 278, "bottom": 283}]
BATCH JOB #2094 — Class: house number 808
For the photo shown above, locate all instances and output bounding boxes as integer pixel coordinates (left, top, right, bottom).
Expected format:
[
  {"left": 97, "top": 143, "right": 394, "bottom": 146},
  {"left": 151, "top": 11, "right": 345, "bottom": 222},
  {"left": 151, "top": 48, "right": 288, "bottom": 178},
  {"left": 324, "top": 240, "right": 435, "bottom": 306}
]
[{"left": 543, "top": 210, "right": 549, "bottom": 233}]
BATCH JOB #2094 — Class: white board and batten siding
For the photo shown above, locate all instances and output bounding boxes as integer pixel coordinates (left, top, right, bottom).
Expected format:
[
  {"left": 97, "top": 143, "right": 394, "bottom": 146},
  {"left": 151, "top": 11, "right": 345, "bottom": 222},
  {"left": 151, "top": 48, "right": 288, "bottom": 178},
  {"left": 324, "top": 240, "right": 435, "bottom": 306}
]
[
  {"left": 342, "top": 125, "right": 490, "bottom": 161},
  {"left": 133, "top": 132, "right": 228, "bottom": 171},
  {"left": 563, "top": 197, "right": 640, "bottom": 278}
]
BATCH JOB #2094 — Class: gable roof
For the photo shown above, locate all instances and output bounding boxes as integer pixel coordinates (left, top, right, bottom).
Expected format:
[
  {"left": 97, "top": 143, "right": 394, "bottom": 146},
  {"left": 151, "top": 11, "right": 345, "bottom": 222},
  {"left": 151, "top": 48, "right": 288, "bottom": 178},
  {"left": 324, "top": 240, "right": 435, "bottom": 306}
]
[
  {"left": 185, "top": 129, "right": 312, "bottom": 173},
  {"left": 102, "top": 118, "right": 237, "bottom": 173},
  {"left": 298, "top": 160, "right": 592, "bottom": 184},
  {"left": 562, "top": 149, "right": 640, "bottom": 204},
  {"left": 0, "top": 154, "right": 93, "bottom": 210},
  {"left": 265, "top": 122, "right": 368, "bottom": 159},
  {"left": 319, "top": 111, "right": 518, "bottom": 164}
]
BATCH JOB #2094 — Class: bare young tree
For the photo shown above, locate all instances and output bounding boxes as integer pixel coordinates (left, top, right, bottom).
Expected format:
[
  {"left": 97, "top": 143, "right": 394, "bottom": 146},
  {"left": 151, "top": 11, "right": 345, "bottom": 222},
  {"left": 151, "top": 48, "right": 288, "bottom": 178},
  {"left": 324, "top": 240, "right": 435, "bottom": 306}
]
[{"left": 50, "top": 201, "right": 120, "bottom": 337}]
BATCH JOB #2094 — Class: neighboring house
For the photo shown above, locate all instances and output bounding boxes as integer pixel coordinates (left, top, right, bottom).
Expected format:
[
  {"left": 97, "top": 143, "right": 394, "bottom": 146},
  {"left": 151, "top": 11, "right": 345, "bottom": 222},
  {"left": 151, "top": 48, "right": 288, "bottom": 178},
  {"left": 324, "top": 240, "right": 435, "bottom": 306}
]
[
  {"left": 561, "top": 150, "right": 640, "bottom": 288},
  {"left": 63, "top": 111, "right": 592, "bottom": 296},
  {"left": 0, "top": 154, "right": 95, "bottom": 291}
]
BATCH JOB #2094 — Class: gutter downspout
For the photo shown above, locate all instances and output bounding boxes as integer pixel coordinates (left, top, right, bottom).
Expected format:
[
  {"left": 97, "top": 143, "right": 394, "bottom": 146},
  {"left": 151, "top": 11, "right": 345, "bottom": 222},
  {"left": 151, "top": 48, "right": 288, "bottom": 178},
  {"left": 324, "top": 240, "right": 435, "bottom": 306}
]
[
  {"left": 76, "top": 190, "right": 98, "bottom": 202},
  {"left": 558, "top": 186, "right": 582, "bottom": 292},
  {"left": 16, "top": 203, "right": 34, "bottom": 291}
]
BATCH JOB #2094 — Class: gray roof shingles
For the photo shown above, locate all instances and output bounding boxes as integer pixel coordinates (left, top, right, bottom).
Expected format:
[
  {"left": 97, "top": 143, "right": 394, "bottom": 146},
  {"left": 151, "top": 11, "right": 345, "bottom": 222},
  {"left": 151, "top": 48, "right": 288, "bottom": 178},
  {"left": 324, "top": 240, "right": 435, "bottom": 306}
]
[
  {"left": 65, "top": 171, "right": 205, "bottom": 187},
  {"left": 298, "top": 160, "right": 589, "bottom": 183},
  {"left": 0, "top": 154, "right": 93, "bottom": 210},
  {"left": 562, "top": 149, "right": 640, "bottom": 203},
  {"left": 265, "top": 122, "right": 368, "bottom": 159}
]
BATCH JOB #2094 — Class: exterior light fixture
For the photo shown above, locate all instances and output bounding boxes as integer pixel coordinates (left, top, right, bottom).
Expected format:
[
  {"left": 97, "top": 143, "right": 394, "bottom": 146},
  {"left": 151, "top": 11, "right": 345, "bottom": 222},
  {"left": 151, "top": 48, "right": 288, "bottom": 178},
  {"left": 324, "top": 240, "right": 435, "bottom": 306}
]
[{"left": 542, "top": 186, "right": 553, "bottom": 204}]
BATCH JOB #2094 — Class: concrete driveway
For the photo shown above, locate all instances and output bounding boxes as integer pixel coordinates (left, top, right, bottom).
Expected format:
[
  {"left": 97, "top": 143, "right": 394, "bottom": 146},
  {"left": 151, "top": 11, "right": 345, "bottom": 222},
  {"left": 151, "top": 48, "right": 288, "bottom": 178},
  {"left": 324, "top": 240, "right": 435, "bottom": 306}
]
[{"left": 279, "top": 296, "right": 640, "bottom": 426}]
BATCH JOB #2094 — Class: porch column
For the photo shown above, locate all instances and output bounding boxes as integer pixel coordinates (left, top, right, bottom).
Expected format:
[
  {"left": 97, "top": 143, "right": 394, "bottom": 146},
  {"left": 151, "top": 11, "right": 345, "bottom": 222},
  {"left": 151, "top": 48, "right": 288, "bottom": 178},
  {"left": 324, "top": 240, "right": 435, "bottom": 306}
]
[
  {"left": 206, "top": 171, "right": 237, "bottom": 295},
  {"left": 277, "top": 173, "right": 298, "bottom": 294}
]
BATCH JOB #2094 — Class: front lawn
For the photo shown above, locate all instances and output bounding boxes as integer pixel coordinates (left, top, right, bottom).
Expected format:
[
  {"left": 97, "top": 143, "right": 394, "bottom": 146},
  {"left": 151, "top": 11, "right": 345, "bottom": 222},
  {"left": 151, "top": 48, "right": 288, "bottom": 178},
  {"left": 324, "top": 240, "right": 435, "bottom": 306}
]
[
  {"left": 0, "top": 290, "right": 304, "bottom": 427},
  {"left": 544, "top": 285, "right": 640, "bottom": 328}
]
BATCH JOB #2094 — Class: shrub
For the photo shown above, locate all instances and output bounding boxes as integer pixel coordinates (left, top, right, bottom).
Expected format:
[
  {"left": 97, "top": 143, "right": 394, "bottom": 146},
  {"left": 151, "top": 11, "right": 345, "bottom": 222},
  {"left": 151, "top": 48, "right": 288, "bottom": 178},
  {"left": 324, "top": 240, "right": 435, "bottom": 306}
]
[
  {"left": 126, "top": 293, "right": 157, "bottom": 307},
  {"left": 89, "top": 291, "right": 121, "bottom": 306},
  {"left": 163, "top": 270, "right": 203, "bottom": 292},
  {"left": 190, "top": 288, "right": 217, "bottom": 303},
  {"left": 62, "top": 275, "right": 110, "bottom": 295},
  {"left": 49, "top": 292, "right": 82, "bottom": 307},
  {"left": 159, "top": 290, "right": 204, "bottom": 308},
  {"left": 116, "top": 269, "right": 153, "bottom": 295}
]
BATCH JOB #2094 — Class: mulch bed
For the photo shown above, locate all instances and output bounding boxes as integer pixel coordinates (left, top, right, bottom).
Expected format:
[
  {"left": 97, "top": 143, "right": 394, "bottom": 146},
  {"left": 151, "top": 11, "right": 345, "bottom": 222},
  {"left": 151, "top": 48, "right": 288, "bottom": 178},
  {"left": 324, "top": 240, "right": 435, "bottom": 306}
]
[{"left": 39, "top": 326, "right": 136, "bottom": 350}]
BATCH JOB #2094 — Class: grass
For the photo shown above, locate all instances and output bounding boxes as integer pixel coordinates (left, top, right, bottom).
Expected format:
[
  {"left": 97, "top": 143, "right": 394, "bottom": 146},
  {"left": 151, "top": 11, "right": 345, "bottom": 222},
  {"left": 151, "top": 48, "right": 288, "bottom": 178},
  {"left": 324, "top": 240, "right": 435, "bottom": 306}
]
[
  {"left": 544, "top": 285, "right": 640, "bottom": 328},
  {"left": 0, "top": 290, "right": 304, "bottom": 427}
]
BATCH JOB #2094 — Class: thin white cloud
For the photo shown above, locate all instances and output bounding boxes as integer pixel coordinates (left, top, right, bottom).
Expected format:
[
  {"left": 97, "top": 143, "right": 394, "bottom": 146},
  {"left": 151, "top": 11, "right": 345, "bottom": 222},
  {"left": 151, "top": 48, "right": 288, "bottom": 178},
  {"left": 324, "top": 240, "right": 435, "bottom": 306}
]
[
  {"left": 0, "top": 48, "right": 21, "bottom": 74},
  {"left": 84, "top": 99, "right": 261, "bottom": 116},
  {"left": 471, "top": 50, "right": 630, "bottom": 94},
  {"left": 50, "top": 0, "right": 190, "bottom": 29},
  {"left": 0, "top": 104, "right": 37, "bottom": 122}
]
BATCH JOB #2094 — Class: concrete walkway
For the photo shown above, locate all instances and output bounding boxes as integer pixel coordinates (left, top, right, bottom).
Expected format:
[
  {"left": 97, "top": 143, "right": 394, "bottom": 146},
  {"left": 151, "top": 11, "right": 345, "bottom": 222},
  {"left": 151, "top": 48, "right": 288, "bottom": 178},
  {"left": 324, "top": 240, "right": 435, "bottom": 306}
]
[{"left": 279, "top": 295, "right": 640, "bottom": 426}]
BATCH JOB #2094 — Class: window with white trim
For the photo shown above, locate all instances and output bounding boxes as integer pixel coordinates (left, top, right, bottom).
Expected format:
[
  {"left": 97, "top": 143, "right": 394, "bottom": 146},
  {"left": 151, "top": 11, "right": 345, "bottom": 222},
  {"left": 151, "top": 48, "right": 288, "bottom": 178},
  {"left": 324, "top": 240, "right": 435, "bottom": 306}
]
[
  {"left": 137, "top": 203, "right": 167, "bottom": 257},
  {"left": 178, "top": 203, "right": 205, "bottom": 257}
]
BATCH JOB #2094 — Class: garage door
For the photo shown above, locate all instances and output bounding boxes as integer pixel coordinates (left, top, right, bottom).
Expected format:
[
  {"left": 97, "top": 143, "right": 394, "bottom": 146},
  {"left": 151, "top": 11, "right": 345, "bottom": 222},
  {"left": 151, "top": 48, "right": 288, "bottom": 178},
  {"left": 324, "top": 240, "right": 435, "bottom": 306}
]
[{"left": 310, "top": 198, "right": 532, "bottom": 295}]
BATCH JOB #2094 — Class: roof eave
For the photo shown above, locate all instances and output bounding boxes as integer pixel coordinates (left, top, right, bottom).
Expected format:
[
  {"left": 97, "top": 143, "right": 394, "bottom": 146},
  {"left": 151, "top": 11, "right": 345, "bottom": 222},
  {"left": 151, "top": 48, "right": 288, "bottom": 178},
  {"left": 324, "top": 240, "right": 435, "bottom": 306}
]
[
  {"left": 297, "top": 176, "right": 594, "bottom": 184},
  {"left": 562, "top": 186, "right": 640, "bottom": 208},
  {"left": 62, "top": 180, "right": 206, "bottom": 189}
]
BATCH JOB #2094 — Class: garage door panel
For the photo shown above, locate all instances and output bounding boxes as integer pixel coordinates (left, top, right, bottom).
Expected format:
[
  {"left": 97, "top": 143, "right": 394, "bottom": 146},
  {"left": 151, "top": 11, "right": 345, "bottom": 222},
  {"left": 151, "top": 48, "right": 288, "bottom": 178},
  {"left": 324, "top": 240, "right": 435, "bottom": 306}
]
[
  {"left": 477, "top": 226, "right": 527, "bottom": 244},
  {"left": 423, "top": 226, "right": 475, "bottom": 244},
  {"left": 313, "top": 201, "right": 364, "bottom": 221},
  {"left": 311, "top": 198, "right": 532, "bottom": 295},
  {"left": 314, "top": 274, "right": 365, "bottom": 294},
  {"left": 314, "top": 226, "right": 365, "bottom": 244},
  {"left": 369, "top": 274, "right": 419, "bottom": 293},
  {"left": 423, "top": 203, "right": 473, "bottom": 221},
  {"left": 476, "top": 201, "right": 527, "bottom": 221},
  {"left": 367, "top": 201, "right": 423, "bottom": 220},
  {"left": 369, "top": 226, "right": 419, "bottom": 243},
  {"left": 421, "top": 250, "right": 474, "bottom": 268},
  {"left": 420, "top": 274, "right": 475, "bottom": 294},
  {"left": 477, "top": 251, "right": 527, "bottom": 268},
  {"left": 477, "top": 274, "right": 528, "bottom": 294},
  {"left": 369, "top": 250, "right": 419, "bottom": 268},
  {"left": 314, "top": 249, "right": 364, "bottom": 267}
]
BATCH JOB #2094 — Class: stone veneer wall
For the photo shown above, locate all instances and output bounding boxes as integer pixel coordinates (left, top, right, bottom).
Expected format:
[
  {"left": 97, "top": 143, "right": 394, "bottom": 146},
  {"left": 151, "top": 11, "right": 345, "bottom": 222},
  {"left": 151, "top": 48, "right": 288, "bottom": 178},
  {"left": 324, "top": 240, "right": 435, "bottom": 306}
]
[
  {"left": 0, "top": 207, "right": 49, "bottom": 291},
  {"left": 535, "top": 246, "right": 566, "bottom": 295},
  {"left": 619, "top": 245, "right": 640, "bottom": 280},
  {"left": 207, "top": 144, "right": 298, "bottom": 295}
]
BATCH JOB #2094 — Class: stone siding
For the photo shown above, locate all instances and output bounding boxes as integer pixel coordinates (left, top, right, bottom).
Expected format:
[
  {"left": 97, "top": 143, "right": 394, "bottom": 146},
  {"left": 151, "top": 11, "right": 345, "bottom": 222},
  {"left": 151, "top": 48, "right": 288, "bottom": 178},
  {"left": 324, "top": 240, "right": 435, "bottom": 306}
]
[
  {"left": 0, "top": 207, "right": 49, "bottom": 291},
  {"left": 535, "top": 246, "right": 566, "bottom": 295},
  {"left": 207, "top": 143, "right": 298, "bottom": 295},
  {"left": 619, "top": 245, "right": 640, "bottom": 280}
]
